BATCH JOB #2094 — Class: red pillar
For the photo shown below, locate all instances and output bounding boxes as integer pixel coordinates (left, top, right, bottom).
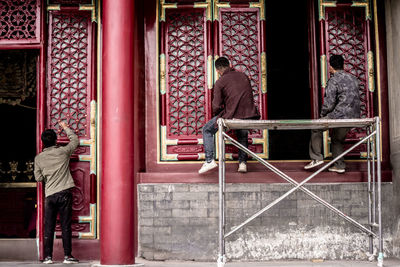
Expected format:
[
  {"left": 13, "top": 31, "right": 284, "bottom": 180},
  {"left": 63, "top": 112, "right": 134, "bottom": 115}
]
[{"left": 101, "top": 0, "right": 135, "bottom": 265}]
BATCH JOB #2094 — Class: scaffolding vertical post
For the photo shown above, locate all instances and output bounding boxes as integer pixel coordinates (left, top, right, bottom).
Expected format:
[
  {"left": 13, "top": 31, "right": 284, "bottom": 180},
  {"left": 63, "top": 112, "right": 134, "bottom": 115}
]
[
  {"left": 375, "top": 117, "right": 383, "bottom": 267},
  {"left": 372, "top": 126, "right": 377, "bottom": 225},
  {"left": 217, "top": 118, "right": 226, "bottom": 267},
  {"left": 367, "top": 126, "right": 374, "bottom": 259}
]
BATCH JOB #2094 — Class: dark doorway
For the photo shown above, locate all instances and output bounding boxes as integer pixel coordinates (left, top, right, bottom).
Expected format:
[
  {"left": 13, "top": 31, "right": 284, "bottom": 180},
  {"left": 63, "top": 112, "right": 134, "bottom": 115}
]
[
  {"left": 0, "top": 50, "right": 38, "bottom": 238},
  {"left": 266, "top": 0, "right": 312, "bottom": 160}
]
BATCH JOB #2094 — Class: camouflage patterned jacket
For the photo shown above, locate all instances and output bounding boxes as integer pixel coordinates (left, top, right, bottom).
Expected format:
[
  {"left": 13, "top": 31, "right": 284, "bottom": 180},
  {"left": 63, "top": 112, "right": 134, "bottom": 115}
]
[{"left": 321, "top": 70, "right": 361, "bottom": 119}]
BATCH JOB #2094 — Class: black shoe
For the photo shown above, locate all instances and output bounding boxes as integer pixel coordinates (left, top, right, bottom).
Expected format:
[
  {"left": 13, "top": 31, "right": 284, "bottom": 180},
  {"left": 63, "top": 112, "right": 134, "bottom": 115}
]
[
  {"left": 43, "top": 256, "right": 53, "bottom": 264},
  {"left": 63, "top": 255, "right": 79, "bottom": 264}
]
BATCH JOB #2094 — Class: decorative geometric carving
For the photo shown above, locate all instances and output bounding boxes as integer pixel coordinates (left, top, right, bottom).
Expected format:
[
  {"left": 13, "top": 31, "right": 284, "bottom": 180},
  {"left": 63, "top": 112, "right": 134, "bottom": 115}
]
[
  {"left": 0, "top": 0, "right": 40, "bottom": 43},
  {"left": 220, "top": 10, "right": 260, "bottom": 108},
  {"left": 48, "top": 12, "right": 90, "bottom": 137},
  {"left": 165, "top": 10, "right": 207, "bottom": 138},
  {"left": 70, "top": 167, "right": 86, "bottom": 213},
  {"left": 325, "top": 7, "right": 369, "bottom": 118}
]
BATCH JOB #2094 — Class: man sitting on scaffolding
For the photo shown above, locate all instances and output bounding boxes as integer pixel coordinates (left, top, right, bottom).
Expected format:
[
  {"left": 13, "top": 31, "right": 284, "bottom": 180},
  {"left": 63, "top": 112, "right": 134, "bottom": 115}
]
[
  {"left": 304, "top": 54, "right": 360, "bottom": 173},
  {"left": 198, "top": 57, "right": 260, "bottom": 174}
]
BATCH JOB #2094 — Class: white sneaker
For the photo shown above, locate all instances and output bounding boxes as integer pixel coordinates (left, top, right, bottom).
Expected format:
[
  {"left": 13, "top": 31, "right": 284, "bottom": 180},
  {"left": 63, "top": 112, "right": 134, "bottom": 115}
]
[
  {"left": 198, "top": 160, "right": 218, "bottom": 174},
  {"left": 238, "top": 162, "right": 247, "bottom": 173},
  {"left": 43, "top": 257, "right": 53, "bottom": 264},
  {"left": 328, "top": 166, "right": 345, "bottom": 174},
  {"left": 304, "top": 160, "right": 324, "bottom": 170}
]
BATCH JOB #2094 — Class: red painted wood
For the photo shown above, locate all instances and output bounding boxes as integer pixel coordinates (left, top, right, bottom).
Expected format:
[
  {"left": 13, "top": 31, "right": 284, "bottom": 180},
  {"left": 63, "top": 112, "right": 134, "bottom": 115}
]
[
  {"left": 47, "top": 10, "right": 93, "bottom": 139},
  {"left": 133, "top": 0, "right": 146, "bottom": 255},
  {"left": 138, "top": 168, "right": 392, "bottom": 184},
  {"left": 36, "top": 0, "right": 46, "bottom": 259},
  {"left": 217, "top": 7, "right": 266, "bottom": 156},
  {"left": 101, "top": 0, "right": 136, "bottom": 264},
  {"left": 177, "top": 154, "right": 200, "bottom": 161},
  {"left": 0, "top": 0, "right": 41, "bottom": 44},
  {"left": 0, "top": 44, "right": 42, "bottom": 49},
  {"left": 90, "top": 174, "right": 96, "bottom": 204},
  {"left": 307, "top": 0, "right": 319, "bottom": 119},
  {"left": 374, "top": 0, "right": 391, "bottom": 164},
  {"left": 160, "top": 22, "right": 165, "bottom": 54},
  {"left": 164, "top": 8, "right": 209, "bottom": 140}
]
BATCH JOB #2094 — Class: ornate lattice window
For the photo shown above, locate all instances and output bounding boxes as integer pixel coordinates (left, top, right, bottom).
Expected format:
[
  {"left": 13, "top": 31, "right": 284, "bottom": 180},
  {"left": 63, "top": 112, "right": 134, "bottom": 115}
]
[
  {"left": 47, "top": 11, "right": 92, "bottom": 138},
  {"left": 159, "top": 0, "right": 267, "bottom": 161},
  {"left": 0, "top": 0, "right": 41, "bottom": 44},
  {"left": 165, "top": 10, "right": 208, "bottom": 139},
  {"left": 319, "top": 2, "right": 375, "bottom": 157}
]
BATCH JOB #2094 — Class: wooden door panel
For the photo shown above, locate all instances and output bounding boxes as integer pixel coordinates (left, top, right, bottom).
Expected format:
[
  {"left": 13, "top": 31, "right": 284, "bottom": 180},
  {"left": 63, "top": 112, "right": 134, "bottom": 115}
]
[
  {"left": 159, "top": 3, "right": 212, "bottom": 161},
  {"left": 47, "top": 9, "right": 96, "bottom": 239},
  {"left": 215, "top": 1, "right": 268, "bottom": 159},
  {"left": 319, "top": 2, "right": 374, "bottom": 158}
]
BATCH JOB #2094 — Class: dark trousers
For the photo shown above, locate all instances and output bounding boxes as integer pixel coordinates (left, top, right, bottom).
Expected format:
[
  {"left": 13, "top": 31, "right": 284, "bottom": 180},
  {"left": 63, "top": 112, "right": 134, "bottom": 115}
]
[
  {"left": 203, "top": 116, "right": 249, "bottom": 163},
  {"left": 44, "top": 189, "right": 73, "bottom": 258},
  {"left": 309, "top": 128, "right": 350, "bottom": 168}
]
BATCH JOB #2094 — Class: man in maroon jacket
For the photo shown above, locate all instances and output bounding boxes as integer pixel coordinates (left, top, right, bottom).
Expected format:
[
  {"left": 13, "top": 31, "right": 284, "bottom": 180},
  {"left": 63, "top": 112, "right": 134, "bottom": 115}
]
[{"left": 199, "top": 57, "right": 260, "bottom": 174}]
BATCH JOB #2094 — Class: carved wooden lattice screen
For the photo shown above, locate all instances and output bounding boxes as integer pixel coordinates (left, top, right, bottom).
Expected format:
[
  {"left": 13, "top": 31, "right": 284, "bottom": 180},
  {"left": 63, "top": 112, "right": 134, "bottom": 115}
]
[
  {"left": 0, "top": 0, "right": 41, "bottom": 44},
  {"left": 160, "top": 3, "right": 212, "bottom": 161},
  {"left": 215, "top": 0, "right": 267, "bottom": 160},
  {"left": 159, "top": 0, "right": 267, "bottom": 161},
  {"left": 319, "top": 1, "right": 375, "bottom": 157},
  {"left": 47, "top": 10, "right": 96, "bottom": 239}
]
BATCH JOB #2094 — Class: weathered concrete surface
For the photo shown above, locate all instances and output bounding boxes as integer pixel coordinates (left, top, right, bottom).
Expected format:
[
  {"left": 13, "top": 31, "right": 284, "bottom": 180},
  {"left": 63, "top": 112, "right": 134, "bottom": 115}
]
[
  {"left": 0, "top": 239, "right": 37, "bottom": 261},
  {"left": 2, "top": 259, "right": 400, "bottom": 267},
  {"left": 138, "top": 183, "right": 393, "bottom": 261},
  {"left": 385, "top": 0, "right": 400, "bottom": 259}
]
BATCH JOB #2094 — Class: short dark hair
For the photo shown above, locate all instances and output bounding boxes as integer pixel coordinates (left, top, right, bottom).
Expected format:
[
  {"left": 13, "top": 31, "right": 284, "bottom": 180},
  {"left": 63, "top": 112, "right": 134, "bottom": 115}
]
[
  {"left": 41, "top": 129, "right": 57, "bottom": 148},
  {"left": 329, "top": 54, "right": 344, "bottom": 70},
  {"left": 215, "top": 57, "right": 230, "bottom": 70}
]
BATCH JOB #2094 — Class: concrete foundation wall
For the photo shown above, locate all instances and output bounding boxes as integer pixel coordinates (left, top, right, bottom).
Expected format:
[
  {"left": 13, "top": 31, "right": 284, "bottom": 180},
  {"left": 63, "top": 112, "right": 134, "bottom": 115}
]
[
  {"left": 385, "top": 0, "right": 400, "bottom": 258},
  {"left": 138, "top": 183, "right": 393, "bottom": 261}
]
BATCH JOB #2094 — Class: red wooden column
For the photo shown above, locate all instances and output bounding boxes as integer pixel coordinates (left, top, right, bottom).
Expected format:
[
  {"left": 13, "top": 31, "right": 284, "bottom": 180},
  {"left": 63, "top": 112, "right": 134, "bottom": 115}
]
[{"left": 101, "top": 0, "right": 136, "bottom": 265}]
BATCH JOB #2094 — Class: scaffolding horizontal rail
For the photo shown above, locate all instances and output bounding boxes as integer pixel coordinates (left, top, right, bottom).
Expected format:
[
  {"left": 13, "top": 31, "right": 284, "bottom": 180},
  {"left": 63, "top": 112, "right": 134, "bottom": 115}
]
[{"left": 222, "top": 118, "right": 375, "bottom": 130}]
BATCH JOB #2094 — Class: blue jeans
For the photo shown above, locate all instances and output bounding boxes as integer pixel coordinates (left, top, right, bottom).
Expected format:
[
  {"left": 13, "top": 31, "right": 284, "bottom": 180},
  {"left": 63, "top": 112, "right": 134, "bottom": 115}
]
[{"left": 202, "top": 116, "right": 249, "bottom": 163}]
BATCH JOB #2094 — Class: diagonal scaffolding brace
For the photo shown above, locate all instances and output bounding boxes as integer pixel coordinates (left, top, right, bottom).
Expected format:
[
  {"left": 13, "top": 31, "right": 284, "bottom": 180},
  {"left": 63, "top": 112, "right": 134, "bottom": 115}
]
[{"left": 217, "top": 117, "right": 383, "bottom": 267}]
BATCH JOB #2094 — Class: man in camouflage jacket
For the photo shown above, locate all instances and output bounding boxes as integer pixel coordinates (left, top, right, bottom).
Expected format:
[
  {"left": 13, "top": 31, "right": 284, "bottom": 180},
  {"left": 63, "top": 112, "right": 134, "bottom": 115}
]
[{"left": 304, "top": 54, "right": 360, "bottom": 173}]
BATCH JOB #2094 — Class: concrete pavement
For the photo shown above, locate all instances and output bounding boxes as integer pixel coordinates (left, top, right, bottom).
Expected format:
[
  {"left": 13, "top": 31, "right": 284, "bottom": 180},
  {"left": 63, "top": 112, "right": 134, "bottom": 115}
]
[{"left": 1, "top": 258, "right": 400, "bottom": 267}]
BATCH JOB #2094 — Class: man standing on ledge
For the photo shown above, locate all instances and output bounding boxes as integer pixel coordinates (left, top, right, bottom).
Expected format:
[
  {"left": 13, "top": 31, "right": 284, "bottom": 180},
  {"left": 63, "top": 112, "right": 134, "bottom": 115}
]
[
  {"left": 34, "top": 121, "right": 79, "bottom": 264},
  {"left": 199, "top": 57, "right": 260, "bottom": 174},
  {"left": 304, "top": 54, "right": 360, "bottom": 173}
]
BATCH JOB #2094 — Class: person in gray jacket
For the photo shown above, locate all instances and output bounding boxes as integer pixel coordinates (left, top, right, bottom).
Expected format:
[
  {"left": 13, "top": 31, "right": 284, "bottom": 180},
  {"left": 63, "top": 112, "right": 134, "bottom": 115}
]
[
  {"left": 304, "top": 54, "right": 360, "bottom": 173},
  {"left": 34, "top": 121, "right": 79, "bottom": 264}
]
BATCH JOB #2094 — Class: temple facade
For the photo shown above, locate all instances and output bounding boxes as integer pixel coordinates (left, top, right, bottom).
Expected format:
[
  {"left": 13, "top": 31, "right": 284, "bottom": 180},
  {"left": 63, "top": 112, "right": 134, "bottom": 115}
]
[{"left": 0, "top": 0, "right": 400, "bottom": 265}]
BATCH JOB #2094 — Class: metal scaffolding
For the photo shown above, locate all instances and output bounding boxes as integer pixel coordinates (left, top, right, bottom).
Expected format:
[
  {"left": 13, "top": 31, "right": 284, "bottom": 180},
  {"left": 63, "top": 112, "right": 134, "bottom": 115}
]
[{"left": 216, "top": 117, "right": 383, "bottom": 267}]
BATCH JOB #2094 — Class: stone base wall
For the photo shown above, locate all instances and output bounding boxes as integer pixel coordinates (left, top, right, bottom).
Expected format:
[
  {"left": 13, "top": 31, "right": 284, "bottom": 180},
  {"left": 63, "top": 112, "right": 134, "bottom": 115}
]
[{"left": 138, "top": 183, "right": 393, "bottom": 261}]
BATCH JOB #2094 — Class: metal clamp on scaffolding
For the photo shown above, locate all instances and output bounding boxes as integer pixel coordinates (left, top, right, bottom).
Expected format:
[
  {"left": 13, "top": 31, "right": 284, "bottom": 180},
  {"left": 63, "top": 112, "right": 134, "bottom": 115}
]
[{"left": 216, "top": 117, "right": 383, "bottom": 267}]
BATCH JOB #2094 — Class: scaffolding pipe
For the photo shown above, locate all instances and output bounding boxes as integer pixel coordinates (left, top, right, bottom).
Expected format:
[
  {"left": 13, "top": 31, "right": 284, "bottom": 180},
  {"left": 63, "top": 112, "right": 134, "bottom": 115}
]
[
  {"left": 217, "top": 119, "right": 226, "bottom": 267},
  {"left": 367, "top": 127, "right": 374, "bottom": 257},
  {"left": 376, "top": 117, "right": 383, "bottom": 267}
]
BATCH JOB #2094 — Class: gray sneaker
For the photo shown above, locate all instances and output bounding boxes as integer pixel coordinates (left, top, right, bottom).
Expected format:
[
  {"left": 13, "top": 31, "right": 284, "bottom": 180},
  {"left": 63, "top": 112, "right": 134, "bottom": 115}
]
[
  {"left": 304, "top": 160, "right": 324, "bottom": 170},
  {"left": 63, "top": 255, "right": 79, "bottom": 264},
  {"left": 199, "top": 160, "right": 218, "bottom": 174}
]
